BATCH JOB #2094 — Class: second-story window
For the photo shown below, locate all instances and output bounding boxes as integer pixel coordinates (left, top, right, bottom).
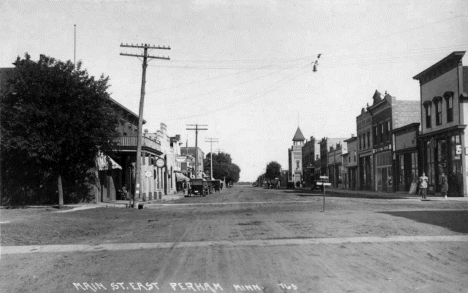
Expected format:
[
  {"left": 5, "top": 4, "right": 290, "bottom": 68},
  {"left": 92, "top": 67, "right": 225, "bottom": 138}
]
[
  {"left": 374, "top": 126, "right": 378, "bottom": 145},
  {"left": 433, "top": 97, "right": 442, "bottom": 126},
  {"left": 445, "top": 92, "right": 454, "bottom": 123},
  {"left": 380, "top": 123, "right": 384, "bottom": 143},
  {"left": 424, "top": 101, "right": 432, "bottom": 128},
  {"left": 367, "top": 131, "right": 370, "bottom": 148}
]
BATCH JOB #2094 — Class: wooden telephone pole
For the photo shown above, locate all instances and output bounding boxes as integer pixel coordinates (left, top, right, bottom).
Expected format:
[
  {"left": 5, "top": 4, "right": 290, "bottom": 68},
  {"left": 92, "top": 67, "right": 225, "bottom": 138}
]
[
  {"left": 186, "top": 124, "right": 208, "bottom": 178},
  {"left": 120, "top": 43, "right": 170, "bottom": 208},
  {"left": 205, "top": 138, "right": 219, "bottom": 179}
]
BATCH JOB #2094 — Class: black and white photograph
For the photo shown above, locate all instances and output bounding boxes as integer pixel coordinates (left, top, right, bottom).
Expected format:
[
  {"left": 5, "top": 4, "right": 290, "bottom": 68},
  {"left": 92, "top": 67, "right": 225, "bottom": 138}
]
[{"left": 1, "top": 0, "right": 468, "bottom": 292}]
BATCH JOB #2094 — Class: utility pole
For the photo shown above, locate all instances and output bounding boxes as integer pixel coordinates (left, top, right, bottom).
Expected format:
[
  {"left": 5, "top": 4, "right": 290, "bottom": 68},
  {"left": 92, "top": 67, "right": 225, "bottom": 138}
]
[
  {"left": 120, "top": 43, "right": 170, "bottom": 209},
  {"left": 74, "top": 24, "right": 76, "bottom": 65},
  {"left": 205, "top": 138, "right": 219, "bottom": 179},
  {"left": 186, "top": 124, "right": 208, "bottom": 178}
]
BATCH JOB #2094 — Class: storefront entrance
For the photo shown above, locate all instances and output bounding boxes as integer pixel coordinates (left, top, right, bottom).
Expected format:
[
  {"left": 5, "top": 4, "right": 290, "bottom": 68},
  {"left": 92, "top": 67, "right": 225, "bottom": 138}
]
[
  {"left": 359, "top": 156, "right": 372, "bottom": 190},
  {"left": 396, "top": 152, "right": 418, "bottom": 192},
  {"left": 423, "top": 133, "right": 463, "bottom": 196}
]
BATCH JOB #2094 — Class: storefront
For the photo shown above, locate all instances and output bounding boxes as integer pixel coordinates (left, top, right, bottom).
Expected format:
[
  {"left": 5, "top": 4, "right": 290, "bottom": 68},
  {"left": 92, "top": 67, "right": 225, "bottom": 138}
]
[
  {"left": 419, "top": 127, "right": 464, "bottom": 196},
  {"left": 393, "top": 123, "right": 420, "bottom": 192},
  {"left": 375, "top": 150, "right": 392, "bottom": 192},
  {"left": 359, "top": 155, "right": 372, "bottom": 190}
]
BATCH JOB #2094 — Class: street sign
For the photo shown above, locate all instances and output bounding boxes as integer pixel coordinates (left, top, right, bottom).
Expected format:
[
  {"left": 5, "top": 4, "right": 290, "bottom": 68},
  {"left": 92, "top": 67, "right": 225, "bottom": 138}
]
[
  {"left": 155, "top": 157, "right": 165, "bottom": 168},
  {"left": 320, "top": 176, "right": 329, "bottom": 180},
  {"left": 316, "top": 182, "right": 331, "bottom": 186}
]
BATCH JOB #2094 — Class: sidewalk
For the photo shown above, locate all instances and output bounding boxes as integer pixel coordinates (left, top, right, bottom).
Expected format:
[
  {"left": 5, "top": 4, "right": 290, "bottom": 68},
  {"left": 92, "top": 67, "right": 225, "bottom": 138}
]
[{"left": 294, "top": 186, "right": 468, "bottom": 201}]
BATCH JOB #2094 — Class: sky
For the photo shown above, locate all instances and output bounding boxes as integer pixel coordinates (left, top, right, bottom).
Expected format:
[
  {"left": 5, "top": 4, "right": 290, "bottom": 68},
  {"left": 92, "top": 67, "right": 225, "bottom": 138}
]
[{"left": 2, "top": 0, "right": 468, "bottom": 181}]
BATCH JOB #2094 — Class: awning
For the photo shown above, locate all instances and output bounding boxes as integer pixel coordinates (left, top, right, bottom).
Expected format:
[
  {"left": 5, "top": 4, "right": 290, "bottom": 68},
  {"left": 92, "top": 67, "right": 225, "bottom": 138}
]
[
  {"left": 175, "top": 172, "right": 190, "bottom": 182},
  {"left": 97, "top": 154, "right": 122, "bottom": 171}
]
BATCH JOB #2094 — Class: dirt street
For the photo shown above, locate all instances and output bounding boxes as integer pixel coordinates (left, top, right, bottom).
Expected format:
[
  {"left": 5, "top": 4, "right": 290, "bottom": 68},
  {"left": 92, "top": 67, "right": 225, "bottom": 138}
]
[{"left": 1, "top": 186, "right": 468, "bottom": 293}]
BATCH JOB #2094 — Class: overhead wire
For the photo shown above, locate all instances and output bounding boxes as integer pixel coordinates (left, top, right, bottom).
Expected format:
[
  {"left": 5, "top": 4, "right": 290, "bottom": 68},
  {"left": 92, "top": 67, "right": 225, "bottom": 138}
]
[
  {"left": 165, "top": 64, "right": 311, "bottom": 122},
  {"left": 149, "top": 62, "right": 306, "bottom": 105}
]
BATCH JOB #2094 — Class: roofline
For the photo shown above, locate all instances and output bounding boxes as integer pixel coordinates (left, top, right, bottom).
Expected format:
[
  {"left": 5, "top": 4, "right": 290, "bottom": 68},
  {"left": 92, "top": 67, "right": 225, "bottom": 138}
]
[
  {"left": 344, "top": 136, "right": 357, "bottom": 143},
  {"left": 109, "top": 97, "right": 146, "bottom": 124},
  {"left": 391, "top": 122, "right": 420, "bottom": 134},
  {"left": 413, "top": 51, "right": 465, "bottom": 80}
]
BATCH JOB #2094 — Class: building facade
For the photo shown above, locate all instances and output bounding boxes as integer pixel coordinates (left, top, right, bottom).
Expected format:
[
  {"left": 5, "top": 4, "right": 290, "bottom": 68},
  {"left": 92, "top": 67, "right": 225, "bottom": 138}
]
[
  {"left": 327, "top": 142, "right": 348, "bottom": 187},
  {"left": 367, "top": 91, "right": 420, "bottom": 192},
  {"left": 356, "top": 106, "right": 373, "bottom": 190},
  {"left": 180, "top": 147, "right": 205, "bottom": 178},
  {"left": 345, "top": 136, "right": 358, "bottom": 189},
  {"left": 319, "top": 137, "right": 347, "bottom": 179},
  {"left": 302, "top": 136, "right": 316, "bottom": 187},
  {"left": 393, "top": 123, "right": 420, "bottom": 192},
  {"left": 288, "top": 127, "right": 305, "bottom": 186},
  {"left": 413, "top": 51, "right": 468, "bottom": 197}
]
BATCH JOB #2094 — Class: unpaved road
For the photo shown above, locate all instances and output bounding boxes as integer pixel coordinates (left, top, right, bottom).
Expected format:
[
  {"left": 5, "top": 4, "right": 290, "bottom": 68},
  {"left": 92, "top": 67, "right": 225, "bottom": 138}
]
[{"left": 1, "top": 186, "right": 468, "bottom": 293}]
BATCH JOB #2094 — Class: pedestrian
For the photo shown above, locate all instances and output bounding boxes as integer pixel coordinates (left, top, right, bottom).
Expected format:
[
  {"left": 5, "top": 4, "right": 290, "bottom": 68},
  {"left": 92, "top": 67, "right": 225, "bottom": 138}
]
[
  {"left": 441, "top": 172, "right": 448, "bottom": 199},
  {"left": 419, "top": 172, "right": 429, "bottom": 200},
  {"left": 120, "top": 185, "right": 131, "bottom": 207}
]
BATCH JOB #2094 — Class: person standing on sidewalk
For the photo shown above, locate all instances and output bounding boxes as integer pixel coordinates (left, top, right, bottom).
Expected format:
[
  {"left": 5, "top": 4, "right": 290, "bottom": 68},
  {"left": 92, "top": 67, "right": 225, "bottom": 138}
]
[
  {"left": 419, "top": 172, "right": 429, "bottom": 199},
  {"left": 441, "top": 173, "right": 448, "bottom": 199}
]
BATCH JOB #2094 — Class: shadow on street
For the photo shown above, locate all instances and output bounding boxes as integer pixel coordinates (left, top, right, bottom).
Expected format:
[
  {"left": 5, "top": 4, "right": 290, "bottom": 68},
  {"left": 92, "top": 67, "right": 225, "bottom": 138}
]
[
  {"left": 380, "top": 210, "right": 468, "bottom": 234},
  {"left": 279, "top": 188, "right": 405, "bottom": 199}
]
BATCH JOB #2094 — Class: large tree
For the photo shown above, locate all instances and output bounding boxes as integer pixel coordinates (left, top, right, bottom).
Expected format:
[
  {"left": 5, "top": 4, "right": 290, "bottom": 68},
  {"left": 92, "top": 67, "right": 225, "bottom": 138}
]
[
  {"left": 265, "top": 161, "right": 282, "bottom": 183},
  {"left": 1, "top": 54, "right": 119, "bottom": 206},
  {"left": 203, "top": 152, "right": 241, "bottom": 183}
]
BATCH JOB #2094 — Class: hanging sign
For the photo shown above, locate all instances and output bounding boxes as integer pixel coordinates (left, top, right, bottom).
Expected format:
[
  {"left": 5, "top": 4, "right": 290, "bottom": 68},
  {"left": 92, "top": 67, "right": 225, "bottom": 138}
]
[{"left": 456, "top": 145, "right": 462, "bottom": 155}]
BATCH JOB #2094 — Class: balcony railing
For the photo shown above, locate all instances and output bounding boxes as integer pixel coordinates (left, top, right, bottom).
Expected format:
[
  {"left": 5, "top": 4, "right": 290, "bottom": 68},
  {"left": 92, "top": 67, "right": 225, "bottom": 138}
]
[{"left": 117, "top": 136, "right": 161, "bottom": 151}]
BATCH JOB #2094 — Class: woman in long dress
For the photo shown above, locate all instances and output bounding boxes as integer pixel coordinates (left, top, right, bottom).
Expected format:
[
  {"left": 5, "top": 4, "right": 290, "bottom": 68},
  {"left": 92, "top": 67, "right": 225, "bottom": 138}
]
[
  {"left": 419, "top": 172, "right": 428, "bottom": 199},
  {"left": 441, "top": 173, "right": 448, "bottom": 199}
]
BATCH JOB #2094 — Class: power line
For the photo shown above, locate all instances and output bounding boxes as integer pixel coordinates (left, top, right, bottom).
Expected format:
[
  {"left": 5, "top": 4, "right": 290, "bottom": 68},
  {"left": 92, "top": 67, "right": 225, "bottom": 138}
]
[{"left": 167, "top": 64, "right": 310, "bottom": 122}]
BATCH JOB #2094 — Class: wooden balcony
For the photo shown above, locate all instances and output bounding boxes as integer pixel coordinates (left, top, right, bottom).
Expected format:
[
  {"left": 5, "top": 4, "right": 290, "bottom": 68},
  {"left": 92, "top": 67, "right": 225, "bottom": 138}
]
[{"left": 116, "top": 136, "right": 161, "bottom": 153}]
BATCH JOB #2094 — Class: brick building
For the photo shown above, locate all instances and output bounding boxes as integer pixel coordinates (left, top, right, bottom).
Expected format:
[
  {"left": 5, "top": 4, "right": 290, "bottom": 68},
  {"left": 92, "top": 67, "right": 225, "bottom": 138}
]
[
  {"left": 302, "top": 136, "right": 317, "bottom": 187},
  {"left": 367, "top": 91, "right": 420, "bottom": 192},
  {"left": 356, "top": 104, "right": 373, "bottom": 190}
]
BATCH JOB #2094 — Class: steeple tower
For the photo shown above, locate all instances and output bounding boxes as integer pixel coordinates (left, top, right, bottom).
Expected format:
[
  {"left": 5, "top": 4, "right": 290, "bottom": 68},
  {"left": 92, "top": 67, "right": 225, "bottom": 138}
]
[{"left": 292, "top": 127, "right": 305, "bottom": 146}]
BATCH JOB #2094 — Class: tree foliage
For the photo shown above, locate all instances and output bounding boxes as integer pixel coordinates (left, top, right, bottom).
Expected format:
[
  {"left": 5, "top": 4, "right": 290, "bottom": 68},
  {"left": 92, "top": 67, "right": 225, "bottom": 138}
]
[
  {"left": 203, "top": 152, "right": 241, "bottom": 183},
  {"left": 1, "top": 54, "right": 119, "bottom": 204},
  {"left": 265, "top": 161, "right": 282, "bottom": 182}
]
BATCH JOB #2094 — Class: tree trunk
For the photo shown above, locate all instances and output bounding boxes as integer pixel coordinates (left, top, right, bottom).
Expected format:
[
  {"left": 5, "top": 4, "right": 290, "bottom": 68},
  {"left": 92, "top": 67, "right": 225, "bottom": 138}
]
[{"left": 58, "top": 174, "right": 64, "bottom": 208}]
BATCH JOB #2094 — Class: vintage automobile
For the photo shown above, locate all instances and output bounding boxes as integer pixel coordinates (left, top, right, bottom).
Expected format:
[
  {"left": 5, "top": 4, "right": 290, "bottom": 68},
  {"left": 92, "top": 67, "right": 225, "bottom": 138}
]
[
  {"left": 188, "top": 178, "right": 208, "bottom": 197},
  {"left": 208, "top": 180, "right": 221, "bottom": 193}
]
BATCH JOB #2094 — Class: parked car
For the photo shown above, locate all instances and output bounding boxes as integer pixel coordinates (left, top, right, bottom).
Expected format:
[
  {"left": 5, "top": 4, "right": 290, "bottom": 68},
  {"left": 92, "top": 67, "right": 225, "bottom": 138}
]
[
  {"left": 210, "top": 180, "right": 221, "bottom": 193},
  {"left": 188, "top": 178, "right": 208, "bottom": 197}
]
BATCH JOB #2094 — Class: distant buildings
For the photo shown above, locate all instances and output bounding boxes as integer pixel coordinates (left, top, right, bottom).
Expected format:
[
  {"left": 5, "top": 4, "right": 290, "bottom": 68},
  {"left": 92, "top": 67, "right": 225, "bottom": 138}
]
[{"left": 284, "top": 51, "right": 468, "bottom": 197}]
